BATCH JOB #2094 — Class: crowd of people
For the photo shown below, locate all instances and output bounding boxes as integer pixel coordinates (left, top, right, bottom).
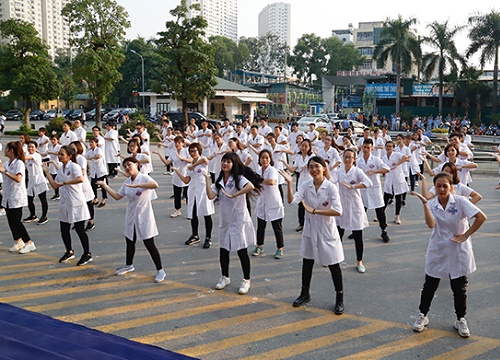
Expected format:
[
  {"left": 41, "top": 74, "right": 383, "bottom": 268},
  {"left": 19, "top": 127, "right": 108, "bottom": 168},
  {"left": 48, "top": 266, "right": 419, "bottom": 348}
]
[{"left": 1, "top": 114, "right": 497, "bottom": 338}]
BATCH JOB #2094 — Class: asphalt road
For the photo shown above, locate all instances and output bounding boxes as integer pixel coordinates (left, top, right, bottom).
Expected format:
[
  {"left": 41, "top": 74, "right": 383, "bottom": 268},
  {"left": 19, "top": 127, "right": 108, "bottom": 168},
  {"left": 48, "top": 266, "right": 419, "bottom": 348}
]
[{"left": 0, "top": 123, "right": 499, "bottom": 359}]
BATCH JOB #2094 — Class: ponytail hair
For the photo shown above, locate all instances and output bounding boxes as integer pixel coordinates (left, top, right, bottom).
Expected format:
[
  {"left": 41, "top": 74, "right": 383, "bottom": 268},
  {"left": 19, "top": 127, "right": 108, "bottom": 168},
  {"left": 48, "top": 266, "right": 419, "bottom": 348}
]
[{"left": 6, "top": 141, "right": 26, "bottom": 163}]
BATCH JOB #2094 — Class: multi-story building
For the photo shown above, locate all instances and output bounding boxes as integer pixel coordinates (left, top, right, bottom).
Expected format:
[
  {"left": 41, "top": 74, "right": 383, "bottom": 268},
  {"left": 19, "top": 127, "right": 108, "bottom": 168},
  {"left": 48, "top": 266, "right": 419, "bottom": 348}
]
[
  {"left": 186, "top": 0, "right": 238, "bottom": 42},
  {"left": 0, "top": 0, "right": 70, "bottom": 59},
  {"left": 258, "top": 2, "right": 291, "bottom": 46},
  {"left": 332, "top": 24, "right": 353, "bottom": 44}
]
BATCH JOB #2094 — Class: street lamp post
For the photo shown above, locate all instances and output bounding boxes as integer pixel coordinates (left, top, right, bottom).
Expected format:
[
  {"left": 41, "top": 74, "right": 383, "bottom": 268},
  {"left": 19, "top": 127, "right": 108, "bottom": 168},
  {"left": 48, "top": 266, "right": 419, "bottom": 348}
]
[{"left": 130, "top": 50, "right": 145, "bottom": 111}]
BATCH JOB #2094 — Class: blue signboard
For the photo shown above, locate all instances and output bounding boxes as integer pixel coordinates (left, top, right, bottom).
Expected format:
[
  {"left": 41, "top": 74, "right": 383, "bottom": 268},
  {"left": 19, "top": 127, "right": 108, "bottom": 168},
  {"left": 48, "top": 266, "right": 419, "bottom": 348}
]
[
  {"left": 365, "top": 84, "right": 397, "bottom": 99},
  {"left": 412, "top": 84, "right": 454, "bottom": 97}
]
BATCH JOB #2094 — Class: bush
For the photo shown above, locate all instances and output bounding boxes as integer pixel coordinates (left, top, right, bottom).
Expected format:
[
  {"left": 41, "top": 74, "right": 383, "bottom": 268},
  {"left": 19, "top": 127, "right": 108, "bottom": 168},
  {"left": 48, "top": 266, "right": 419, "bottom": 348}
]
[
  {"left": 4, "top": 129, "right": 38, "bottom": 137},
  {"left": 46, "top": 117, "right": 68, "bottom": 136},
  {"left": 430, "top": 128, "right": 448, "bottom": 133}
]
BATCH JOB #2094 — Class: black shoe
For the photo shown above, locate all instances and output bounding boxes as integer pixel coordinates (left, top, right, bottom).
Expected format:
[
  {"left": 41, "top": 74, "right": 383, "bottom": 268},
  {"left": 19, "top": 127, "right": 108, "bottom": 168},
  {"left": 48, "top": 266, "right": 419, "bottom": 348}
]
[
  {"left": 402, "top": 201, "right": 406, "bottom": 207},
  {"left": 295, "top": 225, "right": 303, "bottom": 232},
  {"left": 185, "top": 235, "right": 200, "bottom": 246},
  {"left": 77, "top": 253, "right": 93, "bottom": 266},
  {"left": 85, "top": 222, "right": 96, "bottom": 232},
  {"left": 97, "top": 202, "right": 106, "bottom": 208},
  {"left": 334, "top": 292, "right": 344, "bottom": 315},
  {"left": 388, "top": 198, "right": 394, "bottom": 206},
  {"left": 169, "top": 194, "right": 175, "bottom": 199},
  {"left": 381, "top": 230, "right": 390, "bottom": 243},
  {"left": 293, "top": 292, "right": 311, "bottom": 307},
  {"left": 23, "top": 215, "right": 38, "bottom": 223},
  {"left": 59, "top": 250, "right": 75, "bottom": 263},
  {"left": 347, "top": 233, "right": 354, "bottom": 239},
  {"left": 203, "top": 238, "right": 212, "bottom": 248},
  {"left": 37, "top": 216, "right": 48, "bottom": 225}
]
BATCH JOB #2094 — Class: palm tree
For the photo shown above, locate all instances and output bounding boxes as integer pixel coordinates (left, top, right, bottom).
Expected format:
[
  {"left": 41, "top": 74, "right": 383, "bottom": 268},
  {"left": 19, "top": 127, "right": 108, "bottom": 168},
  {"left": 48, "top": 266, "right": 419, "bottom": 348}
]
[
  {"left": 373, "top": 15, "right": 420, "bottom": 115},
  {"left": 467, "top": 10, "right": 500, "bottom": 115},
  {"left": 421, "top": 21, "right": 466, "bottom": 115}
]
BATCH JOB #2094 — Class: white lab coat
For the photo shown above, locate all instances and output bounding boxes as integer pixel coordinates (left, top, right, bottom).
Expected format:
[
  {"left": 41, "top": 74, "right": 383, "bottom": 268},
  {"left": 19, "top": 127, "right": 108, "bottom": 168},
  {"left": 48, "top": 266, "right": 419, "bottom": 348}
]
[
  {"left": 118, "top": 172, "right": 159, "bottom": 241},
  {"left": 291, "top": 179, "right": 344, "bottom": 265},
  {"left": 48, "top": 143, "right": 62, "bottom": 175},
  {"left": 255, "top": 166, "right": 284, "bottom": 222},
  {"left": 294, "top": 153, "right": 314, "bottom": 187},
  {"left": 247, "top": 134, "right": 265, "bottom": 172},
  {"left": 382, "top": 152, "right": 409, "bottom": 195},
  {"left": 104, "top": 129, "right": 120, "bottom": 164},
  {"left": 212, "top": 175, "right": 255, "bottom": 251},
  {"left": 1, "top": 158, "right": 28, "bottom": 209},
  {"left": 55, "top": 162, "right": 90, "bottom": 223},
  {"left": 432, "top": 159, "right": 473, "bottom": 185},
  {"left": 394, "top": 145, "right": 411, "bottom": 177},
  {"left": 425, "top": 194, "right": 479, "bottom": 279},
  {"left": 357, "top": 155, "right": 389, "bottom": 209},
  {"left": 185, "top": 161, "right": 214, "bottom": 218},
  {"left": 26, "top": 152, "right": 49, "bottom": 196},
  {"left": 333, "top": 165, "right": 372, "bottom": 231},
  {"left": 170, "top": 148, "right": 189, "bottom": 187},
  {"left": 86, "top": 147, "right": 108, "bottom": 178},
  {"left": 76, "top": 155, "right": 95, "bottom": 202}
]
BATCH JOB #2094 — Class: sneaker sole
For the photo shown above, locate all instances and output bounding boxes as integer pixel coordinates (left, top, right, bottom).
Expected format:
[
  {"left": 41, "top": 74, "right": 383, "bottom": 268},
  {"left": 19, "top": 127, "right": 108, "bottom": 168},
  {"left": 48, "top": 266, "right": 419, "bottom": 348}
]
[
  {"left": 60, "top": 255, "right": 76, "bottom": 263},
  {"left": 116, "top": 269, "right": 135, "bottom": 275},
  {"left": 77, "top": 259, "right": 93, "bottom": 266},
  {"left": 37, "top": 221, "right": 48, "bottom": 225}
]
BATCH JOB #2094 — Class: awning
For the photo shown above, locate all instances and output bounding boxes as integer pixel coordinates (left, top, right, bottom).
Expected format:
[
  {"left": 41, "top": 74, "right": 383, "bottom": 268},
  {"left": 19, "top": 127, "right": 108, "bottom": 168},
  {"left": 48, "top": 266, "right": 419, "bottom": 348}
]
[{"left": 236, "top": 96, "right": 273, "bottom": 103}]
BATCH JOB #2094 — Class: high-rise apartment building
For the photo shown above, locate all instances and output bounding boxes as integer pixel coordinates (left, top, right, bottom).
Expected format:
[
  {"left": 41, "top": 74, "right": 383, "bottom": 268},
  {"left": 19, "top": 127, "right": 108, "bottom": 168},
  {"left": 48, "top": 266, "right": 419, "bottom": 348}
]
[
  {"left": 186, "top": 0, "right": 238, "bottom": 42},
  {"left": 0, "top": 0, "right": 70, "bottom": 59},
  {"left": 258, "top": 2, "right": 291, "bottom": 46}
]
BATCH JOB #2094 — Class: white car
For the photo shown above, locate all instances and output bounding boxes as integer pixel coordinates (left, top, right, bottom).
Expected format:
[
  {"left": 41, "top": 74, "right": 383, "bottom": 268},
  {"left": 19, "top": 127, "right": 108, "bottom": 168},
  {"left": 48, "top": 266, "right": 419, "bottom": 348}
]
[
  {"left": 333, "top": 119, "right": 367, "bottom": 136},
  {"left": 297, "top": 115, "right": 333, "bottom": 132}
]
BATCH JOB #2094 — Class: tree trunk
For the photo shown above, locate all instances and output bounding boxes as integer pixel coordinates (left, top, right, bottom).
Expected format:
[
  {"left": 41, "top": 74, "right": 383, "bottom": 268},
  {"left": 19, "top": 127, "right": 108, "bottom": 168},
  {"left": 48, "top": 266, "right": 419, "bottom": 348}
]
[
  {"left": 396, "top": 65, "right": 401, "bottom": 115},
  {"left": 96, "top": 98, "right": 102, "bottom": 128},
  {"left": 492, "top": 48, "right": 499, "bottom": 115},
  {"left": 182, "top": 98, "right": 189, "bottom": 131},
  {"left": 23, "top": 100, "right": 31, "bottom": 130},
  {"left": 476, "top": 94, "right": 481, "bottom": 123}
]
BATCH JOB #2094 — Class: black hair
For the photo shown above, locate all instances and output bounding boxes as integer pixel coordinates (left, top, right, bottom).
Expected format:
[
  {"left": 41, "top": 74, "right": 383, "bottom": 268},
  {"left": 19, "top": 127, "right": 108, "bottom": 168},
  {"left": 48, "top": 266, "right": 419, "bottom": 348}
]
[
  {"left": 60, "top": 145, "right": 78, "bottom": 163},
  {"left": 188, "top": 142, "right": 203, "bottom": 155},
  {"left": 441, "top": 162, "right": 460, "bottom": 185},
  {"left": 363, "top": 138, "right": 374, "bottom": 146},
  {"left": 258, "top": 149, "right": 274, "bottom": 167},
  {"left": 298, "top": 139, "right": 312, "bottom": 155},
  {"left": 127, "top": 139, "right": 142, "bottom": 154},
  {"left": 215, "top": 152, "right": 263, "bottom": 197}
]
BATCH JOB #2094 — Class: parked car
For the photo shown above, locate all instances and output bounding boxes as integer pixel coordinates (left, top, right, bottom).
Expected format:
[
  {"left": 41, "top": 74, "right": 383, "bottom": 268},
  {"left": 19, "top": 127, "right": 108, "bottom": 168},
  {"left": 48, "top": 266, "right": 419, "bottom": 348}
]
[
  {"left": 68, "top": 109, "right": 84, "bottom": 120},
  {"left": 85, "top": 108, "right": 110, "bottom": 121},
  {"left": 29, "top": 110, "right": 45, "bottom": 121},
  {"left": 296, "top": 115, "right": 332, "bottom": 132},
  {"left": 333, "top": 119, "right": 367, "bottom": 135},
  {"left": 62, "top": 109, "right": 72, "bottom": 118},
  {"left": 163, "top": 111, "right": 222, "bottom": 131},
  {"left": 43, "top": 109, "right": 58, "bottom": 120},
  {"left": 5, "top": 109, "right": 22, "bottom": 121}
]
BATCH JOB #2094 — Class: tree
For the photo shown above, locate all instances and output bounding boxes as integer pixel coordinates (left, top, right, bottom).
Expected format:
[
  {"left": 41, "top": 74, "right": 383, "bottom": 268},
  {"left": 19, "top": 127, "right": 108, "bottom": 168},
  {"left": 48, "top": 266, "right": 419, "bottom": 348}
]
[
  {"left": 209, "top": 36, "right": 249, "bottom": 78},
  {"left": 154, "top": 0, "right": 217, "bottom": 129},
  {"left": 289, "top": 33, "right": 325, "bottom": 84},
  {"left": 239, "top": 34, "right": 287, "bottom": 75},
  {"left": 62, "top": 0, "right": 130, "bottom": 126},
  {"left": 421, "top": 21, "right": 465, "bottom": 115},
  {"left": 54, "top": 49, "right": 77, "bottom": 110},
  {"left": 323, "top": 36, "right": 365, "bottom": 75},
  {"left": 373, "top": 15, "right": 420, "bottom": 115},
  {"left": 467, "top": 10, "right": 500, "bottom": 115},
  {"left": 0, "top": 19, "right": 61, "bottom": 128}
]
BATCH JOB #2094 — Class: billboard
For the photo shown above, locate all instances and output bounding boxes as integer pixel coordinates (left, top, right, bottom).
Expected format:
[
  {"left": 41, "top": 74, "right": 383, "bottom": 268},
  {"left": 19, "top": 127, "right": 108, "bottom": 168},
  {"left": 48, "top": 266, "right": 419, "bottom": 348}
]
[{"left": 366, "top": 83, "right": 454, "bottom": 98}]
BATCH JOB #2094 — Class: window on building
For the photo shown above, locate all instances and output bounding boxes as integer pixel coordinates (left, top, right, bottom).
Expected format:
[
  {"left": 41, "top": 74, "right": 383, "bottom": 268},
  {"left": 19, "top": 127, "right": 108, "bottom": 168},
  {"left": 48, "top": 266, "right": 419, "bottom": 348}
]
[
  {"left": 357, "top": 32, "right": 373, "bottom": 42},
  {"left": 359, "top": 47, "right": 373, "bottom": 56}
]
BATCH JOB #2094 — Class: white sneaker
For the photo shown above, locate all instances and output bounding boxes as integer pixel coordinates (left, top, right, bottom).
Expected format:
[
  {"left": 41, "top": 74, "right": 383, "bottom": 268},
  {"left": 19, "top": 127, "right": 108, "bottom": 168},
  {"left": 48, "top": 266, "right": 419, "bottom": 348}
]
[
  {"left": 394, "top": 215, "right": 401, "bottom": 225},
  {"left": 215, "top": 276, "right": 230, "bottom": 290},
  {"left": 0, "top": 208, "right": 5, "bottom": 216},
  {"left": 19, "top": 242, "right": 36, "bottom": 254},
  {"left": 454, "top": 317, "right": 470, "bottom": 338},
  {"left": 238, "top": 279, "right": 251, "bottom": 295},
  {"left": 155, "top": 269, "right": 166, "bottom": 283},
  {"left": 170, "top": 209, "right": 181, "bottom": 218},
  {"left": 115, "top": 265, "right": 135, "bottom": 275},
  {"left": 9, "top": 242, "right": 25, "bottom": 252},
  {"left": 413, "top": 313, "right": 429, "bottom": 332}
]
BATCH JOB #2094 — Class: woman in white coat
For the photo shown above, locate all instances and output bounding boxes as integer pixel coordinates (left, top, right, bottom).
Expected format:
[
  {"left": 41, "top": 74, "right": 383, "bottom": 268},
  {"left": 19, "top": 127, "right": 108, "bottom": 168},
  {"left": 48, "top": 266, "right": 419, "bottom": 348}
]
[
  {"left": 24, "top": 141, "right": 49, "bottom": 225},
  {"left": 86, "top": 137, "right": 108, "bottom": 208},
  {"left": 0, "top": 141, "right": 35, "bottom": 254},
  {"left": 382, "top": 141, "right": 410, "bottom": 225},
  {"left": 333, "top": 149, "right": 372, "bottom": 273},
  {"left": 44, "top": 145, "right": 92, "bottom": 266},
  {"left": 173, "top": 142, "right": 215, "bottom": 249},
  {"left": 252, "top": 149, "right": 285, "bottom": 259},
  {"left": 280, "top": 156, "right": 345, "bottom": 314},
  {"left": 205, "top": 152, "right": 263, "bottom": 295},
  {"left": 411, "top": 173, "right": 486, "bottom": 338},
  {"left": 97, "top": 157, "right": 165, "bottom": 283}
]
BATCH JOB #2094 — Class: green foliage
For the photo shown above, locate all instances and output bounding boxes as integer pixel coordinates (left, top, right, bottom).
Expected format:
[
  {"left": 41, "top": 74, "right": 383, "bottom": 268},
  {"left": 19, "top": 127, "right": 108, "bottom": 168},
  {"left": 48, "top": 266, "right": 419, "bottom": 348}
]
[
  {"left": 238, "top": 34, "right": 287, "bottom": 75},
  {"left": 5, "top": 130, "right": 38, "bottom": 137},
  {"left": 62, "top": 0, "right": 130, "bottom": 126},
  {"left": 54, "top": 49, "right": 77, "bottom": 109},
  {"left": 399, "top": 108, "right": 414, "bottom": 122},
  {"left": 118, "top": 113, "right": 159, "bottom": 141},
  {"left": 154, "top": 0, "right": 217, "bottom": 129},
  {"left": 46, "top": 117, "right": 68, "bottom": 137},
  {"left": 209, "top": 36, "right": 249, "bottom": 78},
  {"left": 0, "top": 19, "right": 61, "bottom": 127}
]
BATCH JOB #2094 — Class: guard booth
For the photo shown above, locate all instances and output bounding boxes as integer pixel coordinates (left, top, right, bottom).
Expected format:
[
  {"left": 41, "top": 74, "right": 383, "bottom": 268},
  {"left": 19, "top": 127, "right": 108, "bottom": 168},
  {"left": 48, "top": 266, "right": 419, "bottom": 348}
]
[{"left": 309, "top": 102, "right": 325, "bottom": 115}]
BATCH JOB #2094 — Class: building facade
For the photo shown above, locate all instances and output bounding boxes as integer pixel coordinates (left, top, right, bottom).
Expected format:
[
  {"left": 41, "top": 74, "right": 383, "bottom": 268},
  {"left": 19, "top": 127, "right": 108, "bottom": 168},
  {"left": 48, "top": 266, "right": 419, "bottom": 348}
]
[
  {"left": 186, "top": 0, "right": 237, "bottom": 42},
  {"left": 0, "top": 0, "right": 70, "bottom": 59},
  {"left": 258, "top": 2, "right": 291, "bottom": 46}
]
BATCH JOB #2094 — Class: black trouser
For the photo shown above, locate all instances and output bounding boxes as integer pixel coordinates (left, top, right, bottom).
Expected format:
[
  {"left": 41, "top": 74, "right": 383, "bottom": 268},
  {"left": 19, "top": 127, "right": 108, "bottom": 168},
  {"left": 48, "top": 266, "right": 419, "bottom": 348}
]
[
  {"left": 384, "top": 192, "right": 402, "bottom": 216},
  {"left": 409, "top": 168, "right": 417, "bottom": 192},
  {"left": 301, "top": 258, "right": 343, "bottom": 293},
  {"left": 191, "top": 200, "right": 213, "bottom": 238},
  {"left": 173, "top": 185, "right": 188, "bottom": 210},
  {"left": 295, "top": 172, "right": 300, "bottom": 191},
  {"left": 6, "top": 207, "right": 30, "bottom": 242},
  {"left": 365, "top": 206, "right": 387, "bottom": 231},
  {"left": 51, "top": 173, "right": 59, "bottom": 197},
  {"left": 246, "top": 194, "right": 252, "bottom": 216},
  {"left": 28, "top": 191, "right": 48, "bottom": 218},
  {"left": 91, "top": 175, "right": 108, "bottom": 200},
  {"left": 86, "top": 200, "right": 94, "bottom": 221},
  {"left": 298, "top": 202, "right": 305, "bottom": 226},
  {"left": 278, "top": 184, "right": 284, "bottom": 201},
  {"left": 164, "top": 156, "right": 171, "bottom": 172},
  {"left": 418, "top": 274, "right": 468, "bottom": 319},
  {"left": 220, "top": 248, "right": 250, "bottom": 280},
  {"left": 107, "top": 163, "right": 118, "bottom": 177},
  {"left": 256, "top": 217, "right": 284, "bottom": 249},
  {"left": 60, "top": 220, "right": 89, "bottom": 254},
  {"left": 125, "top": 229, "right": 162, "bottom": 270},
  {"left": 338, "top": 227, "right": 363, "bottom": 262}
]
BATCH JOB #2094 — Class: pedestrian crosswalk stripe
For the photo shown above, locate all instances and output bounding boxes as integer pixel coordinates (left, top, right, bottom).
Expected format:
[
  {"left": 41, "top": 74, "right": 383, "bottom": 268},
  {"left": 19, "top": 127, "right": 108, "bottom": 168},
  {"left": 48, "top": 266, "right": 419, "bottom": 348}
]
[
  {"left": 427, "top": 338, "right": 500, "bottom": 360},
  {"left": 178, "top": 314, "right": 342, "bottom": 357},
  {"left": 131, "top": 305, "right": 292, "bottom": 344},
  {"left": 0, "top": 265, "right": 108, "bottom": 282},
  {"left": 0, "top": 261, "right": 53, "bottom": 271},
  {"left": 0, "top": 274, "right": 112, "bottom": 292}
]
